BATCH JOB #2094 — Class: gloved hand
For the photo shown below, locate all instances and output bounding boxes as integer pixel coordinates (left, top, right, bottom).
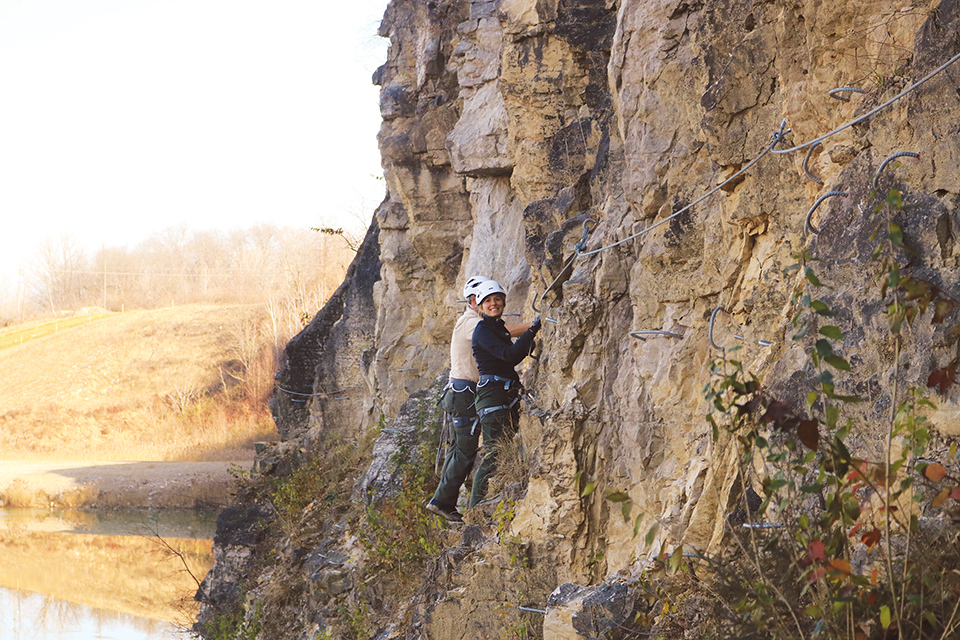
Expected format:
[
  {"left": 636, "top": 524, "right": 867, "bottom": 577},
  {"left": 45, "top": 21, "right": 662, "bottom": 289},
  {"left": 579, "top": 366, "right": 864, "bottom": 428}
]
[{"left": 530, "top": 315, "right": 542, "bottom": 334}]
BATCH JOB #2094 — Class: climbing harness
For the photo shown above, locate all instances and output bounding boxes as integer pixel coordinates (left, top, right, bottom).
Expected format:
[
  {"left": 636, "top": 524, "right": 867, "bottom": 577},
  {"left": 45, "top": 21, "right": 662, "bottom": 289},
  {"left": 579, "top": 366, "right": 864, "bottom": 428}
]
[
  {"left": 436, "top": 377, "right": 480, "bottom": 466},
  {"left": 475, "top": 374, "right": 523, "bottom": 435},
  {"left": 478, "top": 373, "right": 520, "bottom": 390}
]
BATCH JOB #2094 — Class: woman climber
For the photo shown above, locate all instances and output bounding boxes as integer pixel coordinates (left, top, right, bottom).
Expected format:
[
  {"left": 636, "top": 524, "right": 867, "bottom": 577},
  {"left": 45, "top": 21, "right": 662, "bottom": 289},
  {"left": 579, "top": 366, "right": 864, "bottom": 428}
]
[{"left": 468, "top": 279, "right": 541, "bottom": 508}]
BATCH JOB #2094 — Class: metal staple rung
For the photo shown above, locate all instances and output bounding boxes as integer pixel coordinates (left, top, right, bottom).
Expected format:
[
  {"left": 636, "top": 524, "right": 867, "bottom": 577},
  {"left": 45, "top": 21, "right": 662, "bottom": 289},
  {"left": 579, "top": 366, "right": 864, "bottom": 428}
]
[
  {"left": 397, "top": 368, "right": 417, "bottom": 372},
  {"left": 775, "top": 51, "right": 960, "bottom": 155},
  {"left": 742, "top": 522, "right": 785, "bottom": 529},
  {"left": 802, "top": 141, "right": 823, "bottom": 184},
  {"left": 709, "top": 306, "right": 774, "bottom": 349},
  {"left": 872, "top": 151, "right": 920, "bottom": 189},
  {"left": 630, "top": 330, "right": 683, "bottom": 341},
  {"left": 828, "top": 86, "right": 869, "bottom": 101},
  {"left": 517, "top": 606, "right": 548, "bottom": 615},
  {"left": 805, "top": 191, "right": 848, "bottom": 235},
  {"left": 709, "top": 306, "right": 728, "bottom": 350},
  {"left": 574, "top": 49, "right": 960, "bottom": 258}
]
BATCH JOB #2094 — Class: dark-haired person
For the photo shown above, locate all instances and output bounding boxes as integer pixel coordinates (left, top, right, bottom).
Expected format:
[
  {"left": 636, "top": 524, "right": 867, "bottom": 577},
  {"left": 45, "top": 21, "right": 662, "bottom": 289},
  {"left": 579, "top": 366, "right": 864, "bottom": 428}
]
[
  {"left": 468, "top": 280, "right": 541, "bottom": 508},
  {"left": 427, "top": 276, "right": 531, "bottom": 522}
]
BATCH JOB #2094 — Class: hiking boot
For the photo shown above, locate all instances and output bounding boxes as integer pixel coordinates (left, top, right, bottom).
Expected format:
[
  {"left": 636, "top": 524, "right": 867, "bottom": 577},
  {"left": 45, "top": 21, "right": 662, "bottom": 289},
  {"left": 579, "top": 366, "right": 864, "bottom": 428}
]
[{"left": 426, "top": 500, "right": 464, "bottom": 523}]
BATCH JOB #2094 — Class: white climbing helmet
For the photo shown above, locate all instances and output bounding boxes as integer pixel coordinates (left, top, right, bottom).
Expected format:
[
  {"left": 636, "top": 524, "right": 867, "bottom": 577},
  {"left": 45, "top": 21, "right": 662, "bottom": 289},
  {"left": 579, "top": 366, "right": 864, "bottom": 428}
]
[
  {"left": 474, "top": 279, "right": 506, "bottom": 305},
  {"left": 462, "top": 275, "right": 491, "bottom": 300}
]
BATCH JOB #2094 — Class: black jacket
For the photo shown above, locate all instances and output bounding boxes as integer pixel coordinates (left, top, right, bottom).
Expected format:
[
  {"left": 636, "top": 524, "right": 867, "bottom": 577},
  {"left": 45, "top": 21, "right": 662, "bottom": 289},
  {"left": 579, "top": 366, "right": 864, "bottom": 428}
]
[{"left": 472, "top": 315, "right": 540, "bottom": 381}]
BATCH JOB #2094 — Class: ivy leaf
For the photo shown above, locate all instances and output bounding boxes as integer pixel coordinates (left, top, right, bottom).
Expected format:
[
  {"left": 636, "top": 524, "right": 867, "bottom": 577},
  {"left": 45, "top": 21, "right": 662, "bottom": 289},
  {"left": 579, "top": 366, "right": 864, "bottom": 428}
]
[
  {"left": 811, "top": 300, "right": 837, "bottom": 317},
  {"left": 581, "top": 481, "right": 596, "bottom": 497},
  {"left": 807, "top": 539, "right": 827, "bottom": 563},
  {"left": 826, "top": 558, "right": 851, "bottom": 575},
  {"left": 932, "top": 488, "right": 951, "bottom": 507},
  {"left": 668, "top": 546, "right": 684, "bottom": 575},
  {"left": 805, "top": 267, "right": 824, "bottom": 287},
  {"left": 644, "top": 523, "right": 659, "bottom": 547},
  {"left": 815, "top": 339, "right": 834, "bottom": 358},
  {"left": 889, "top": 221, "right": 904, "bottom": 247},
  {"left": 818, "top": 326, "right": 843, "bottom": 340},
  {"left": 622, "top": 500, "right": 632, "bottom": 523},
  {"left": 861, "top": 529, "right": 881, "bottom": 550},
  {"left": 934, "top": 298, "right": 956, "bottom": 324},
  {"left": 605, "top": 491, "right": 630, "bottom": 503},
  {"left": 762, "top": 401, "right": 793, "bottom": 428},
  {"left": 887, "top": 189, "right": 902, "bottom": 209},
  {"left": 632, "top": 513, "right": 644, "bottom": 538},
  {"left": 880, "top": 605, "right": 892, "bottom": 630},
  {"left": 797, "top": 419, "right": 820, "bottom": 451},
  {"left": 927, "top": 365, "right": 958, "bottom": 395},
  {"left": 824, "top": 355, "right": 851, "bottom": 371},
  {"left": 924, "top": 463, "right": 947, "bottom": 482}
]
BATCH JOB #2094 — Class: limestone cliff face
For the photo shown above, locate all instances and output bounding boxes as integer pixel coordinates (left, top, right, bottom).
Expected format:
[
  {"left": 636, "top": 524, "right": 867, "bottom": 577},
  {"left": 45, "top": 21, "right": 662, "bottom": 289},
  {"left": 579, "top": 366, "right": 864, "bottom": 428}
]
[{"left": 199, "top": 0, "right": 960, "bottom": 637}]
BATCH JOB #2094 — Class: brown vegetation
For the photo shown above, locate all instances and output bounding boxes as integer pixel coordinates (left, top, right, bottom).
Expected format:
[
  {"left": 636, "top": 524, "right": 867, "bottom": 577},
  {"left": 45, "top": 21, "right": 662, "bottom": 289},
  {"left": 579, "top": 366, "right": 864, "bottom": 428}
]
[{"left": 0, "top": 304, "right": 278, "bottom": 461}]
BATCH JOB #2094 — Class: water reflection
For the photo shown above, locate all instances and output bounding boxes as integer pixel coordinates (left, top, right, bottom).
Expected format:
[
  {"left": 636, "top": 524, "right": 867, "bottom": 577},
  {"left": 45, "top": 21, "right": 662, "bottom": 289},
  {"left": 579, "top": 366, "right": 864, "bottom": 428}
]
[
  {"left": 1, "top": 587, "right": 183, "bottom": 639},
  {"left": 0, "top": 509, "right": 216, "bottom": 639},
  {"left": 0, "top": 508, "right": 217, "bottom": 539}
]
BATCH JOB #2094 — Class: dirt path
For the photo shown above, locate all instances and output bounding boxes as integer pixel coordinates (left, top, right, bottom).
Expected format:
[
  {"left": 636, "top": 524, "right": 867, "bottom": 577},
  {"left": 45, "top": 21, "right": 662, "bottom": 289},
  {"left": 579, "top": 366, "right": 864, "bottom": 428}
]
[{"left": 0, "top": 460, "right": 247, "bottom": 510}]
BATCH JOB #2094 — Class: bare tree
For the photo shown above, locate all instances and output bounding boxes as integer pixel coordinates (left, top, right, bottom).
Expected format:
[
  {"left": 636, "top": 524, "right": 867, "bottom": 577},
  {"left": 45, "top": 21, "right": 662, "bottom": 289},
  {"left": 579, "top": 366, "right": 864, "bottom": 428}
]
[{"left": 29, "top": 234, "right": 88, "bottom": 314}]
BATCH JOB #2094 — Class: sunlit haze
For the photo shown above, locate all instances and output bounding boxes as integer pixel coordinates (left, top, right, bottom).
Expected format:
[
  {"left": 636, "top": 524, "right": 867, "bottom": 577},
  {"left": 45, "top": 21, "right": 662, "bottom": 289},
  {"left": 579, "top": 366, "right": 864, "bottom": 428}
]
[{"left": 0, "top": 0, "right": 389, "bottom": 294}]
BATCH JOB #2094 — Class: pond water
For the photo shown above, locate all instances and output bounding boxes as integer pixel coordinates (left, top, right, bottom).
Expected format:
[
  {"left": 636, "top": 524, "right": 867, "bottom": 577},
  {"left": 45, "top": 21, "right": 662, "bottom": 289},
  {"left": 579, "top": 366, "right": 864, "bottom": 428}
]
[
  {"left": 0, "top": 508, "right": 217, "bottom": 640},
  {"left": 0, "top": 587, "right": 184, "bottom": 639}
]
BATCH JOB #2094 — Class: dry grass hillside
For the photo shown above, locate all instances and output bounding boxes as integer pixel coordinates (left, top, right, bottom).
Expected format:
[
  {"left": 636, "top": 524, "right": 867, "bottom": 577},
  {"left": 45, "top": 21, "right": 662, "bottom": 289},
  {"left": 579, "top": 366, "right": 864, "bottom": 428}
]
[{"left": 0, "top": 304, "right": 278, "bottom": 461}]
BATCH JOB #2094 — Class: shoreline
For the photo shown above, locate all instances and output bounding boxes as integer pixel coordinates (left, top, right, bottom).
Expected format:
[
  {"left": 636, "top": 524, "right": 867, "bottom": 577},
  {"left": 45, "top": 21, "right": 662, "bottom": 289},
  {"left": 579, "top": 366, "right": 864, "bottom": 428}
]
[{"left": 0, "top": 459, "right": 248, "bottom": 510}]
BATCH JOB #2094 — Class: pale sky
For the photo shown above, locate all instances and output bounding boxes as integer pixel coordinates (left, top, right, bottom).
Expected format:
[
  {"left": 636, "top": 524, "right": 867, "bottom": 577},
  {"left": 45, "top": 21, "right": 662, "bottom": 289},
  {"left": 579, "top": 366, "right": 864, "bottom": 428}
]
[{"left": 0, "top": 0, "right": 389, "bottom": 288}]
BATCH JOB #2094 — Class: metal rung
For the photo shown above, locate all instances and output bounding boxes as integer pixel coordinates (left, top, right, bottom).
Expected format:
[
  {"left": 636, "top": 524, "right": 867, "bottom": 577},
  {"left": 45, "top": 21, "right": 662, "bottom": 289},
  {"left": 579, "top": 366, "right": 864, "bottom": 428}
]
[{"left": 630, "top": 330, "right": 683, "bottom": 341}]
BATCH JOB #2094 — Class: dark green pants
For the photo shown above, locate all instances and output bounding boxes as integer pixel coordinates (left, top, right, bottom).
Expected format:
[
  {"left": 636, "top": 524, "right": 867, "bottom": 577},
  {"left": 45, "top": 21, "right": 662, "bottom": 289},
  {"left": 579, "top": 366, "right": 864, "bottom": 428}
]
[
  {"left": 431, "top": 383, "right": 478, "bottom": 510},
  {"left": 468, "top": 382, "right": 519, "bottom": 508}
]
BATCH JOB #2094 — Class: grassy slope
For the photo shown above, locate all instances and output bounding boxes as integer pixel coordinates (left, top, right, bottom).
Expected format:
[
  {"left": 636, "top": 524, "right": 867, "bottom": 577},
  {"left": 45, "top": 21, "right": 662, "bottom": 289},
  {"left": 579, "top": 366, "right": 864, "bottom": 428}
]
[{"left": 0, "top": 304, "right": 277, "bottom": 461}]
